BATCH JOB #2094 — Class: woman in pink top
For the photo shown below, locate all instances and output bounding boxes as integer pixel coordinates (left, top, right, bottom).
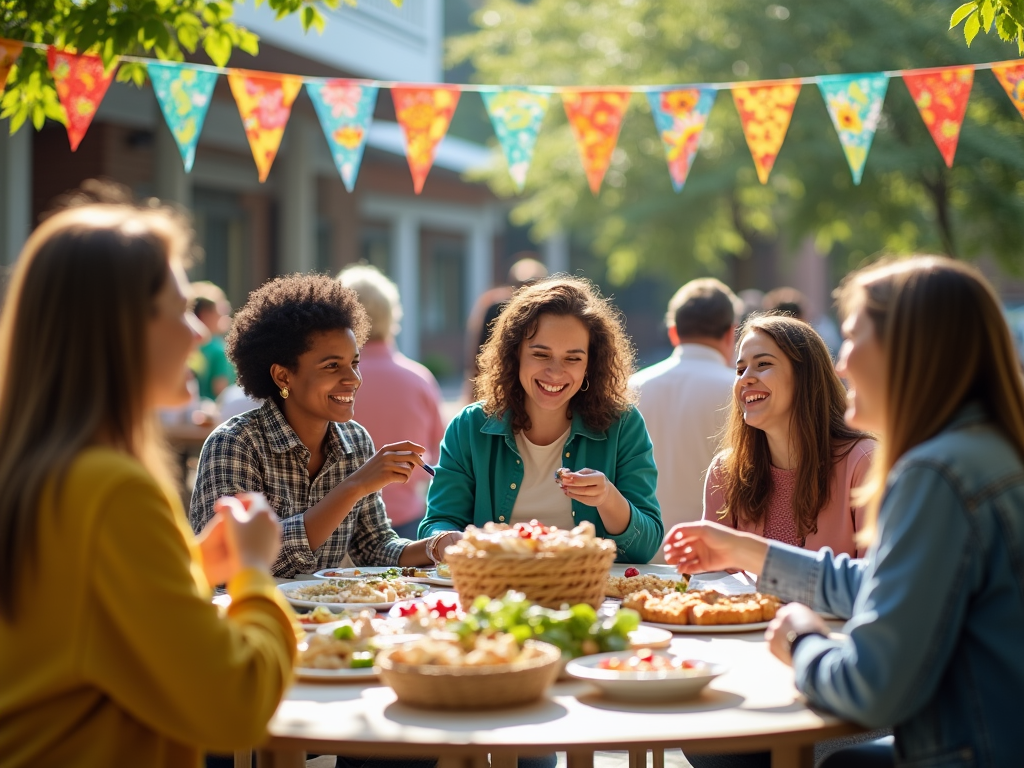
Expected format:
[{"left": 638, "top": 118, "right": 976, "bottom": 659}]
[{"left": 703, "top": 315, "right": 874, "bottom": 557}]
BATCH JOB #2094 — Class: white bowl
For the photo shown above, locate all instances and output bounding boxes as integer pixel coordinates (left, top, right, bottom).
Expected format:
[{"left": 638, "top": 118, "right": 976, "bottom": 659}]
[{"left": 565, "top": 650, "right": 726, "bottom": 702}]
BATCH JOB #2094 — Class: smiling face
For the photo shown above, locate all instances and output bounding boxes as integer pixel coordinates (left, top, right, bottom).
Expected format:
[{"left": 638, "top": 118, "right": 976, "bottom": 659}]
[
  {"left": 836, "top": 301, "right": 888, "bottom": 434},
  {"left": 733, "top": 329, "right": 795, "bottom": 435},
  {"left": 273, "top": 328, "right": 361, "bottom": 425},
  {"left": 518, "top": 313, "right": 590, "bottom": 421}
]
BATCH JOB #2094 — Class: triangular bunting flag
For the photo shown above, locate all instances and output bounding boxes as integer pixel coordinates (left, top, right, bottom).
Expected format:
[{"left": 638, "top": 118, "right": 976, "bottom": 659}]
[
  {"left": 148, "top": 62, "right": 217, "bottom": 173},
  {"left": 817, "top": 74, "right": 889, "bottom": 185},
  {"left": 227, "top": 70, "right": 303, "bottom": 183},
  {"left": 47, "top": 48, "right": 117, "bottom": 152},
  {"left": 307, "top": 80, "right": 378, "bottom": 193},
  {"left": 481, "top": 88, "right": 550, "bottom": 192},
  {"left": 562, "top": 90, "right": 631, "bottom": 195},
  {"left": 903, "top": 67, "right": 973, "bottom": 168},
  {"left": 646, "top": 87, "right": 716, "bottom": 193},
  {"left": 391, "top": 86, "right": 460, "bottom": 194},
  {"left": 732, "top": 81, "right": 801, "bottom": 184},
  {"left": 0, "top": 39, "right": 23, "bottom": 90},
  {"left": 992, "top": 62, "right": 1024, "bottom": 122}
]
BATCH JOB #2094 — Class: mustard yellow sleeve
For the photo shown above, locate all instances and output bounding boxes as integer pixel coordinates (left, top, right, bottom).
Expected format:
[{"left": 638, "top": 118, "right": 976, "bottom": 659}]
[{"left": 82, "top": 472, "right": 297, "bottom": 753}]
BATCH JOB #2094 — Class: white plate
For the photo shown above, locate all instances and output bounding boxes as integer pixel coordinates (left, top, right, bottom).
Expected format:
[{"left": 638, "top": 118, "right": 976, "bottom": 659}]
[
  {"left": 279, "top": 579, "right": 427, "bottom": 611},
  {"left": 565, "top": 651, "right": 726, "bottom": 702},
  {"left": 627, "top": 625, "right": 673, "bottom": 648},
  {"left": 640, "top": 619, "right": 771, "bottom": 634},
  {"left": 313, "top": 566, "right": 453, "bottom": 587},
  {"left": 295, "top": 666, "right": 378, "bottom": 681}
]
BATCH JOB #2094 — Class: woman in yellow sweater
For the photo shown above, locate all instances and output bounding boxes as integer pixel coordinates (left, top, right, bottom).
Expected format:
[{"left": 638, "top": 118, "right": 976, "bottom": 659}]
[{"left": 0, "top": 194, "right": 299, "bottom": 766}]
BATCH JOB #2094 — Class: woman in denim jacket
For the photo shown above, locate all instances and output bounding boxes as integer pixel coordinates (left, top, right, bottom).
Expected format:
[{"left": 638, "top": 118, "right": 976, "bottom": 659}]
[{"left": 665, "top": 256, "right": 1024, "bottom": 768}]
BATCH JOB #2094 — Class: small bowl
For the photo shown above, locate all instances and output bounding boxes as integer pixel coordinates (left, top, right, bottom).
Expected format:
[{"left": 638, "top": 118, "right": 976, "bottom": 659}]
[{"left": 565, "top": 650, "right": 726, "bottom": 702}]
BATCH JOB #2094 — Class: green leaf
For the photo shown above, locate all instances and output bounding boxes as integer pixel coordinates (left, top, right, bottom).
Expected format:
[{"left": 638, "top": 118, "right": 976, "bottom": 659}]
[
  {"left": 177, "top": 24, "right": 200, "bottom": 52},
  {"left": 203, "top": 29, "right": 232, "bottom": 67},
  {"left": 981, "top": 0, "right": 996, "bottom": 30},
  {"left": 949, "top": 1, "right": 978, "bottom": 27},
  {"left": 965, "top": 10, "right": 981, "bottom": 44}
]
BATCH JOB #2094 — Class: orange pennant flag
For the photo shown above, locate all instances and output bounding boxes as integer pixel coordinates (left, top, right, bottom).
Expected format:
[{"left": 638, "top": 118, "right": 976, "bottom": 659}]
[
  {"left": 391, "top": 86, "right": 460, "bottom": 194},
  {"left": 0, "top": 39, "right": 23, "bottom": 90},
  {"left": 562, "top": 90, "right": 631, "bottom": 195},
  {"left": 903, "top": 67, "right": 973, "bottom": 168},
  {"left": 732, "top": 81, "right": 801, "bottom": 184},
  {"left": 47, "top": 48, "right": 117, "bottom": 152},
  {"left": 991, "top": 62, "right": 1024, "bottom": 123},
  {"left": 227, "top": 70, "right": 303, "bottom": 183}
]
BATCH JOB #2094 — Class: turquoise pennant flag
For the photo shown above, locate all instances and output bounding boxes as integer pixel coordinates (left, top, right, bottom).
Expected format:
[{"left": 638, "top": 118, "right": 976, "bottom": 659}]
[
  {"left": 147, "top": 62, "right": 217, "bottom": 173},
  {"left": 306, "top": 80, "right": 378, "bottom": 192},
  {"left": 646, "top": 87, "right": 717, "bottom": 192},
  {"left": 817, "top": 74, "right": 889, "bottom": 185},
  {"left": 481, "top": 88, "right": 550, "bottom": 192}
]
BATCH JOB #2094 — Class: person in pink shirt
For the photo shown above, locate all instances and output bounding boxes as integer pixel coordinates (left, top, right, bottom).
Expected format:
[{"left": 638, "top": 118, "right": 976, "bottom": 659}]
[
  {"left": 339, "top": 265, "right": 446, "bottom": 539},
  {"left": 703, "top": 314, "right": 875, "bottom": 558}
]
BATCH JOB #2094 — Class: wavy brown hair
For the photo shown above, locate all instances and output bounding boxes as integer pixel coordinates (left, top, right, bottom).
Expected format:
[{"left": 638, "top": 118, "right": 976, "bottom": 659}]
[
  {"left": 836, "top": 256, "right": 1024, "bottom": 545},
  {"left": 475, "top": 276, "right": 637, "bottom": 433},
  {"left": 716, "top": 315, "right": 869, "bottom": 539}
]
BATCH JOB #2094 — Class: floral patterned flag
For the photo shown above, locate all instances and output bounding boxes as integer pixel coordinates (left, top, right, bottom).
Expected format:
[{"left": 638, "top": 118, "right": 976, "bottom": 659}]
[
  {"left": 147, "top": 62, "right": 217, "bottom": 173},
  {"left": 391, "top": 86, "right": 461, "bottom": 194},
  {"left": 227, "top": 69, "right": 303, "bottom": 183},
  {"left": 481, "top": 88, "right": 550, "bottom": 192},
  {"left": 47, "top": 47, "right": 118, "bottom": 152},
  {"left": 992, "top": 62, "right": 1024, "bottom": 123},
  {"left": 646, "top": 87, "right": 716, "bottom": 192},
  {"left": 307, "top": 80, "right": 378, "bottom": 192},
  {"left": 732, "top": 81, "right": 801, "bottom": 184},
  {"left": 562, "top": 90, "right": 631, "bottom": 195},
  {"left": 0, "top": 39, "right": 23, "bottom": 89},
  {"left": 903, "top": 67, "right": 974, "bottom": 168},
  {"left": 817, "top": 74, "right": 889, "bottom": 185}
]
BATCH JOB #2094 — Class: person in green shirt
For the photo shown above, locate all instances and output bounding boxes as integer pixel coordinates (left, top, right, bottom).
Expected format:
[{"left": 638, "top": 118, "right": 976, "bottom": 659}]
[
  {"left": 420, "top": 275, "right": 663, "bottom": 564},
  {"left": 189, "top": 281, "right": 236, "bottom": 401}
]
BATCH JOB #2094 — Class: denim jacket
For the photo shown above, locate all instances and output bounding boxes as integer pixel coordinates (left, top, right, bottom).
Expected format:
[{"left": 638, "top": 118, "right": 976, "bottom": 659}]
[
  {"left": 760, "top": 402, "right": 1024, "bottom": 768},
  {"left": 419, "top": 403, "right": 663, "bottom": 563}
]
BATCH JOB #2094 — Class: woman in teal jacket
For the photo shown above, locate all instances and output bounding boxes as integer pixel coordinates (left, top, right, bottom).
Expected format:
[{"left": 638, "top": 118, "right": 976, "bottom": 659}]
[{"left": 420, "top": 276, "right": 662, "bottom": 564}]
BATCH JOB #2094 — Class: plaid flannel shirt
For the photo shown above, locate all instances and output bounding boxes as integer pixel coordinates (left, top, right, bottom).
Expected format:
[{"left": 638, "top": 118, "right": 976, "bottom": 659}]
[{"left": 189, "top": 399, "right": 408, "bottom": 577}]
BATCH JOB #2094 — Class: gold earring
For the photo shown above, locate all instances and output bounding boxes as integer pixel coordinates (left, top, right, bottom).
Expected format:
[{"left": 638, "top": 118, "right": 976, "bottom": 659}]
[
  {"left": 280, "top": 387, "right": 290, "bottom": 399},
  {"left": 580, "top": 376, "right": 590, "bottom": 392}
]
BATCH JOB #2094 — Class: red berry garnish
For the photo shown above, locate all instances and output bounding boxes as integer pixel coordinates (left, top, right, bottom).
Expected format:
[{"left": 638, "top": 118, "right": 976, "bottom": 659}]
[{"left": 624, "top": 567, "right": 640, "bottom": 577}]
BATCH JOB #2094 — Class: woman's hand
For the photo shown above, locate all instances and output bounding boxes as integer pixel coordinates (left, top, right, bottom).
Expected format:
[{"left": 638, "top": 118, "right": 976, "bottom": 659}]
[
  {"left": 346, "top": 441, "right": 427, "bottom": 497},
  {"left": 662, "top": 520, "right": 770, "bottom": 575},
  {"left": 558, "top": 468, "right": 614, "bottom": 507},
  {"left": 219, "top": 493, "right": 282, "bottom": 572},
  {"left": 195, "top": 511, "right": 234, "bottom": 587},
  {"left": 765, "top": 603, "right": 831, "bottom": 666}
]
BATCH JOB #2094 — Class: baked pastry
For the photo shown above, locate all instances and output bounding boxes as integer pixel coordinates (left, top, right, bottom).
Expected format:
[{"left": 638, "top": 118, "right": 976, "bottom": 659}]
[
  {"left": 605, "top": 573, "right": 685, "bottom": 598},
  {"left": 623, "top": 589, "right": 781, "bottom": 625}
]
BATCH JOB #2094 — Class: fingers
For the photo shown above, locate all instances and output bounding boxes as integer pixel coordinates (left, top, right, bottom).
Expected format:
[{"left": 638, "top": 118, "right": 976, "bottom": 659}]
[{"left": 382, "top": 441, "right": 426, "bottom": 456}]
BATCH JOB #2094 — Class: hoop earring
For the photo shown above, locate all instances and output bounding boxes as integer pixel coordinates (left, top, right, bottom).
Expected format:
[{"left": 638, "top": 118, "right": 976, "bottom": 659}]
[
  {"left": 580, "top": 376, "right": 590, "bottom": 392},
  {"left": 280, "top": 387, "right": 290, "bottom": 399}
]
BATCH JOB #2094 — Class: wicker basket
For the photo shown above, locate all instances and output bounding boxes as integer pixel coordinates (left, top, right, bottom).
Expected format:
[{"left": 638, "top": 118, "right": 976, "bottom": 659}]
[
  {"left": 445, "top": 541, "right": 617, "bottom": 609},
  {"left": 376, "top": 640, "right": 562, "bottom": 710}
]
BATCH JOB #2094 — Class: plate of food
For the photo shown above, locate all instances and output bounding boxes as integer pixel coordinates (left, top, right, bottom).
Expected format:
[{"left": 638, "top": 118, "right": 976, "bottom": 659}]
[
  {"left": 624, "top": 589, "right": 780, "bottom": 634},
  {"left": 314, "top": 565, "right": 453, "bottom": 587},
  {"left": 605, "top": 568, "right": 689, "bottom": 599},
  {"left": 295, "top": 613, "right": 424, "bottom": 681},
  {"left": 565, "top": 649, "right": 726, "bottom": 701},
  {"left": 279, "top": 578, "right": 428, "bottom": 611}
]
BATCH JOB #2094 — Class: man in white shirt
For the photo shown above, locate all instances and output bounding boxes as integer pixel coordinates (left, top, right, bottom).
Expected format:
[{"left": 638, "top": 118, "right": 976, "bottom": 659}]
[{"left": 630, "top": 279, "right": 742, "bottom": 561}]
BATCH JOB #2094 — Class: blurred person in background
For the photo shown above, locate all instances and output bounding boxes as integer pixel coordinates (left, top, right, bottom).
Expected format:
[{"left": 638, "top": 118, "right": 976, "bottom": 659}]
[
  {"left": 630, "top": 278, "right": 742, "bottom": 560},
  {"left": 338, "top": 264, "right": 445, "bottom": 540},
  {"left": 761, "top": 286, "right": 806, "bottom": 319},
  {"left": 189, "top": 281, "right": 236, "bottom": 401}
]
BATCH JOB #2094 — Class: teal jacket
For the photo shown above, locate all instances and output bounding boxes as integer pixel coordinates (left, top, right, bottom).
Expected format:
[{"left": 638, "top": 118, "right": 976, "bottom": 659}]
[{"left": 419, "top": 403, "right": 663, "bottom": 563}]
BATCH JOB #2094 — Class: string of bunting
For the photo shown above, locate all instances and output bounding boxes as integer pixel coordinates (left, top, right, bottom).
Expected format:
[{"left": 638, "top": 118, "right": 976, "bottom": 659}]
[{"left": 2, "top": 38, "right": 1023, "bottom": 195}]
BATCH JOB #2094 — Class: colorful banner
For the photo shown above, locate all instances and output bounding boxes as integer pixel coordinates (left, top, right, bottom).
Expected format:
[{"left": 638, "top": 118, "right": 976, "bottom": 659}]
[
  {"left": 481, "top": 88, "right": 550, "bottom": 192},
  {"left": 562, "top": 90, "right": 631, "bottom": 195},
  {"left": 817, "top": 74, "right": 889, "bottom": 185},
  {"left": 47, "top": 48, "right": 117, "bottom": 152},
  {"left": 646, "top": 87, "right": 716, "bottom": 192},
  {"left": 147, "top": 62, "right": 217, "bottom": 173},
  {"left": 391, "top": 86, "right": 460, "bottom": 194},
  {"left": 992, "top": 62, "right": 1024, "bottom": 122},
  {"left": 732, "top": 81, "right": 801, "bottom": 184},
  {"left": 903, "top": 67, "right": 973, "bottom": 168},
  {"left": 227, "top": 70, "right": 303, "bottom": 183},
  {"left": 307, "top": 79, "right": 378, "bottom": 192},
  {"left": 0, "top": 39, "right": 23, "bottom": 89}
]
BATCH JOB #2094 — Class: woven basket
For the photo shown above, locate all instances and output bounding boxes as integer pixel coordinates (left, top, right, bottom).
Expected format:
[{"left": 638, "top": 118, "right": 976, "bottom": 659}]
[
  {"left": 376, "top": 640, "right": 562, "bottom": 710},
  {"left": 445, "top": 541, "right": 617, "bottom": 609}
]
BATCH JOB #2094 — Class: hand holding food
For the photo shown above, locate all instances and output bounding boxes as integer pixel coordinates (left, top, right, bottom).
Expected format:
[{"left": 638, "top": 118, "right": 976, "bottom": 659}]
[
  {"left": 346, "top": 440, "right": 427, "bottom": 495},
  {"left": 556, "top": 467, "right": 615, "bottom": 507},
  {"left": 218, "top": 493, "right": 281, "bottom": 572}
]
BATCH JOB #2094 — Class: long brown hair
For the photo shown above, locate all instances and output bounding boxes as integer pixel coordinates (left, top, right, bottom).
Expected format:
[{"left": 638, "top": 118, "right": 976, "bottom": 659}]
[
  {"left": 836, "top": 256, "right": 1024, "bottom": 544},
  {"left": 717, "top": 315, "right": 868, "bottom": 538},
  {"left": 476, "top": 275, "right": 637, "bottom": 433},
  {"left": 0, "top": 204, "right": 187, "bottom": 621}
]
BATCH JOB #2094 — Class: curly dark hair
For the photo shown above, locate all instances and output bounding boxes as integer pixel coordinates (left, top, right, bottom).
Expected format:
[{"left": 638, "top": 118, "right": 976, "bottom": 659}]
[
  {"left": 227, "top": 273, "right": 370, "bottom": 402},
  {"left": 475, "top": 276, "right": 637, "bottom": 433}
]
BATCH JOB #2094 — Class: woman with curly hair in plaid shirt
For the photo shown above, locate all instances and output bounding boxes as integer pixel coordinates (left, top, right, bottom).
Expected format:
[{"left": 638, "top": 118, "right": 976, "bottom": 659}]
[{"left": 190, "top": 273, "right": 435, "bottom": 577}]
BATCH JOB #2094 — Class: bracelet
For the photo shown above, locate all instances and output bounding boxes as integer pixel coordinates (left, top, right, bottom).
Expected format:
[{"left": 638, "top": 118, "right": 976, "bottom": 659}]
[
  {"left": 426, "top": 532, "right": 450, "bottom": 564},
  {"left": 787, "top": 630, "right": 826, "bottom": 658}
]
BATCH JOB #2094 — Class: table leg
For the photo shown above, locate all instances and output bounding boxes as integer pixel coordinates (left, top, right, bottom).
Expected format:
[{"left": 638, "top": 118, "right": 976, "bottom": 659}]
[
  {"left": 255, "top": 748, "right": 305, "bottom": 768},
  {"left": 234, "top": 749, "right": 252, "bottom": 768},
  {"left": 437, "top": 753, "right": 489, "bottom": 768},
  {"left": 567, "top": 750, "right": 595, "bottom": 768},
  {"left": 490, "top": 752, "right": 518, "bottom": 768},
  {"left": 770, "top": 744, "right": 814, "bottom": 768},
  {"left": 652, "top": 749, "right": 664, "bottom": 768},
  {"left": 628, "top": 749, "right": 643, "bottom": 768}
]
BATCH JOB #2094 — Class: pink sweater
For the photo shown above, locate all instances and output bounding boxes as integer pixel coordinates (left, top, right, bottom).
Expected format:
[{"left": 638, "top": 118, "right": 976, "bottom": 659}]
[{"left": 702, "top": 439, "right": 875, "bottom": 558}]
